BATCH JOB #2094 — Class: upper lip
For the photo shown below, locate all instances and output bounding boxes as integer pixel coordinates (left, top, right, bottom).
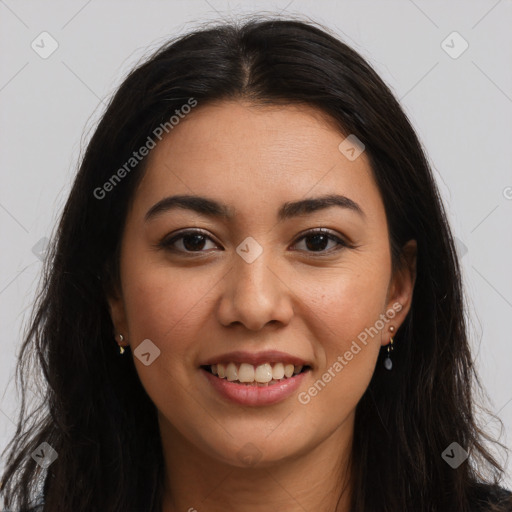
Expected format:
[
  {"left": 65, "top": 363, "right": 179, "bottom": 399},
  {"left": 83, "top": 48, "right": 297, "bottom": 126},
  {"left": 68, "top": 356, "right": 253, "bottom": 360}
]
[{"left": 199, "top": 350, "right": 311, "bottom": 368}]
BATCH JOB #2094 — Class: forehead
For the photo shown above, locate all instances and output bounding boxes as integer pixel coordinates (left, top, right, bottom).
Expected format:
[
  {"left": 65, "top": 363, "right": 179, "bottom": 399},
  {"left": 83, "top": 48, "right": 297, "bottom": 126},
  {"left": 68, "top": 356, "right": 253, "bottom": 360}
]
[{"left": 132, "top": 100, "right": 383, "bottom": 223}]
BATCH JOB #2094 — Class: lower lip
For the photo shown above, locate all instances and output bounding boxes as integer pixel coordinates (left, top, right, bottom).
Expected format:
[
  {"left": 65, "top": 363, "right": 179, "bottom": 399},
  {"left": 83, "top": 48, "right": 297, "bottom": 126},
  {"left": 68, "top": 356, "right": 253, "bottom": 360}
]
[{"left": 201, "top": 368, "right": 309, "bottom": 406}]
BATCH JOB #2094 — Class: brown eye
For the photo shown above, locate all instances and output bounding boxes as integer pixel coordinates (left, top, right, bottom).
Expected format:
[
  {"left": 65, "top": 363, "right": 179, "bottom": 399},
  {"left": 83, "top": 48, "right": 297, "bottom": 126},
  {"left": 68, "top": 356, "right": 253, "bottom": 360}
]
[
  {"left": 159, "top": 230, "right": 220, "bottom": 253},
  {"left": 292, "top": 229, "right": 348, "bottom": 254}
]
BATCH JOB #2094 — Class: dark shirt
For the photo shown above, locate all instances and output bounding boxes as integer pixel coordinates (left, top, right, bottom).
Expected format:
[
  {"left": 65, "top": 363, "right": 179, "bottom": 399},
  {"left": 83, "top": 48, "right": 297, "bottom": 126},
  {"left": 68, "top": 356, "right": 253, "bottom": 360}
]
[{"left": 473, "top": 484, "right": 512, "bottom": 511}]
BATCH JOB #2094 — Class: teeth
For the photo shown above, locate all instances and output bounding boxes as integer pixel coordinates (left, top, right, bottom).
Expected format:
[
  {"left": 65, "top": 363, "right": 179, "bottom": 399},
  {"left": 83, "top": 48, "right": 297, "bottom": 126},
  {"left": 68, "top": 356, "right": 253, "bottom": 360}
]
[
  {"left": 238, "top": 363, "right": 255, "bottom": 382},
  {"left": 208, "top": 362, "right": 306, "bottom": 384},
  {"left": 272, "top": 362, "right": 285, "bottom": 380},
  {"left": 226, "top": 362, "right": 238, "bottom": 381},
  {"left": 255, "top": 363, "right": 273, "bottom": 383}
]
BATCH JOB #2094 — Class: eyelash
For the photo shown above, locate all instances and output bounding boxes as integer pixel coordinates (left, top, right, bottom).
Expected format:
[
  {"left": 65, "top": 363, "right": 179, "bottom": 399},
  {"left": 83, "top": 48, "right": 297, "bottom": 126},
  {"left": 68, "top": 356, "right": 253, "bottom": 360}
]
[{"left": 157, "top": 228, "right": 350, "bottom": 256}]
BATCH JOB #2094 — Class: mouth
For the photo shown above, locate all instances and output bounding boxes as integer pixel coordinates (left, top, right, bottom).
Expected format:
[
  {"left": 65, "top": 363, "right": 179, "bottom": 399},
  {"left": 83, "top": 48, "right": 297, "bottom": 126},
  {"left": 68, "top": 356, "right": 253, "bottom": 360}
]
[
  {"left": 200, "top": 362, "right": 311, "bottom": 386},
  {"left": 199, "top": 350, "right": 313, "bottom": 405},
  {"left": 200, "top": 361, "right": 311, "bottom": 406}
]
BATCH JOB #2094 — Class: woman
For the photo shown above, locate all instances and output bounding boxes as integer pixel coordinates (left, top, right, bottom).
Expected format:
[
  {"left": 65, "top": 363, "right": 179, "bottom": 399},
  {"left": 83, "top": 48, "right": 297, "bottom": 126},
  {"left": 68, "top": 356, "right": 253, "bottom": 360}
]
[{"left": 1, "top": 16, "right": 510, "bottom": 512}]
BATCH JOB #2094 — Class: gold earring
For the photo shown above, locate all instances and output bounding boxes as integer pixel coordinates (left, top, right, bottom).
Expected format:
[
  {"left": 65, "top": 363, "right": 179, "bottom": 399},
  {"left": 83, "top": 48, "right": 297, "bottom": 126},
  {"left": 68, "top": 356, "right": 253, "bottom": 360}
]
[{"left": 118, "top": 334, "right": 125, "bottom": 355}]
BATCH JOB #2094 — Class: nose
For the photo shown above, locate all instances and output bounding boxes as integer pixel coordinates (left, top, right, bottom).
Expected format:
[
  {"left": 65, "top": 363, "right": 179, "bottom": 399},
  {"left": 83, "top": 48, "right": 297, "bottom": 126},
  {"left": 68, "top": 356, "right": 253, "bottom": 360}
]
[{"left": 216, "top": 249, "right": 294, "bottom": 331}]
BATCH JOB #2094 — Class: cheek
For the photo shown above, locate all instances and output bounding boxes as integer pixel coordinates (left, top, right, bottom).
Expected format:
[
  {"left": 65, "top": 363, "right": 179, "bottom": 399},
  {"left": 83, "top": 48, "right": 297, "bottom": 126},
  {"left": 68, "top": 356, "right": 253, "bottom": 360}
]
[
  {"left": 303, "top": 259, "right": 391, "bottom": 350},
  {"left": 120, "top": 267, "right": 217, "bottom": 416},
  {"left": 120, "top": 261, "right": 224, "bottom": 407},
  {"left": 122, "top": 261, "right": 218, "bottom": 344},
  {"left": 297, "top": 259, "right": 390, "bottom": 404},
  {"left": 296, "top": 297, "right": 384, "bottom": 433}
]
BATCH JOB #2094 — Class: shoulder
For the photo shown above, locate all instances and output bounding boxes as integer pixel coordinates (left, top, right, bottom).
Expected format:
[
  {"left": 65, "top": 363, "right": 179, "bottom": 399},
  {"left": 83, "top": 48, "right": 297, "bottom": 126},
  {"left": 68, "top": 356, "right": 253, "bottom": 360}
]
[{"left": 472, "top": 484, "right": 512, "bottom": 511}]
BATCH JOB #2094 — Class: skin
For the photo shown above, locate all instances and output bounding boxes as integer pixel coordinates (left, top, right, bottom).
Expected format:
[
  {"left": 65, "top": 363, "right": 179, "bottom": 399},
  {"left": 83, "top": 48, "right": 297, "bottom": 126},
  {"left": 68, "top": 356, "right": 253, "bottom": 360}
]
[{"left": 107, "top": 100, "right": 417, "bottom": 512}]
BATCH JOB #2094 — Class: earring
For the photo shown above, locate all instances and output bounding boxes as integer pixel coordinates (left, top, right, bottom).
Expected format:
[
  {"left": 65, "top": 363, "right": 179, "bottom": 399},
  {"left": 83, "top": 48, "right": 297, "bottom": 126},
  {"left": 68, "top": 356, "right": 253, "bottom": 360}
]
[
  {"left": 118, "top": 334, "right": 125, "bottom": 355},
  {"left": 384, "top": 326, "right": 395, "bottom": 370}
]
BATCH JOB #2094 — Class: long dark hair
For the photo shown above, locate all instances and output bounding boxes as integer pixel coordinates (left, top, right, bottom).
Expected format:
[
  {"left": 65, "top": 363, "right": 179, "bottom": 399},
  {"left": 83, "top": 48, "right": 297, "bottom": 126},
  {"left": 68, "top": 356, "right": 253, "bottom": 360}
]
[{"left": 1, "top": 16, "right": 510, "bottom": 512}]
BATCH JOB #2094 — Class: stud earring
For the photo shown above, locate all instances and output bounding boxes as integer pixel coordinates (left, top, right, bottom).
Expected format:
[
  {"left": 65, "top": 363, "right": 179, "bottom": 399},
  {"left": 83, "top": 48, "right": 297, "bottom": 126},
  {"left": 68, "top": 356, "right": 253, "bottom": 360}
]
[{"left": 384, "top": 326, "right": 395, "bottom": 370}]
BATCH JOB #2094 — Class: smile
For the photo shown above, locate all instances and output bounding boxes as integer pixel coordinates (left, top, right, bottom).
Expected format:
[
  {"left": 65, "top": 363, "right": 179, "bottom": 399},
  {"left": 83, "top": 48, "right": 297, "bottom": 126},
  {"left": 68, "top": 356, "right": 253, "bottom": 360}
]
[
  {"left": 201, "top": 362, "right": 311, "bottom": 406},
  {"left": 203, "top": 362, "right": 310, "bottom": 386}
]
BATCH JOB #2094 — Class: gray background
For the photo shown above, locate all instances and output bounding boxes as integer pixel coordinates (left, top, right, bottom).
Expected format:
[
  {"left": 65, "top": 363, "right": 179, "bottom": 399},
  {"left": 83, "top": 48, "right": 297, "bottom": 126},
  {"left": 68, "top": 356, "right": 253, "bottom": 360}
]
[{"left": 1, "top": 0, "right": 511, "bottom": 485}]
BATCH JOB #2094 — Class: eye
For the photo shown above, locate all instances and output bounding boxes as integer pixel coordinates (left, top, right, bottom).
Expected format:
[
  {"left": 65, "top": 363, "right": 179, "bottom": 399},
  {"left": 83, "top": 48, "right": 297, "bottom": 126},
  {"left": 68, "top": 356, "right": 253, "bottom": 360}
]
[
  {"left": 158, "top": 228, "right": 349, "bottom": 255},
  {"left": 292, "top": 228, "right": 348, "bottom": 254},
  {"left": 158, "top": 229, "right": 220, "bottom": 254}
]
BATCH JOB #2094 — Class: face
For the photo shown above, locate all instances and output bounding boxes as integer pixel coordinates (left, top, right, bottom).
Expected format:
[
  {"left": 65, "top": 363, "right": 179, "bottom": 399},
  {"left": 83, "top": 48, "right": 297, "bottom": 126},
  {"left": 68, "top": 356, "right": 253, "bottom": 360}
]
[{"left": 107, "top": 100, "right": 416, "bottom": 469}]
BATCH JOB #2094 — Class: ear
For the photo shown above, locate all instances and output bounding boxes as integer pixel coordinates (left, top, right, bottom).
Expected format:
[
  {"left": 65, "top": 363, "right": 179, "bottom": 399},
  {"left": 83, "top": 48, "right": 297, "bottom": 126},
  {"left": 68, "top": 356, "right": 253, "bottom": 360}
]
[
  {"left": 104, "top": 281, "right": 130, "bottom": 348},
  {"left": 382, "top": 239, "right": 417, "bottom": 345}
]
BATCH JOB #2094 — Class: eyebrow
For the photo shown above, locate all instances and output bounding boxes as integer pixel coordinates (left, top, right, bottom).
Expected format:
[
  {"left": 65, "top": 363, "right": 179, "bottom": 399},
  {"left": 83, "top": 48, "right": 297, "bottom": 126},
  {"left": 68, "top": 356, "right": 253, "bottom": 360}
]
[{"left": 144, "top": 193, "right": 365, "bottom": 223}]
